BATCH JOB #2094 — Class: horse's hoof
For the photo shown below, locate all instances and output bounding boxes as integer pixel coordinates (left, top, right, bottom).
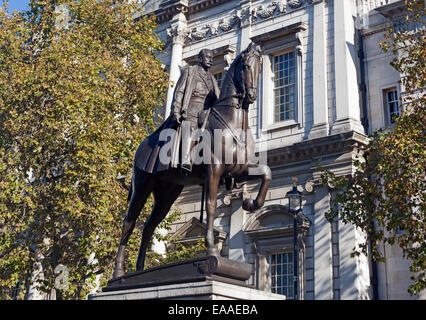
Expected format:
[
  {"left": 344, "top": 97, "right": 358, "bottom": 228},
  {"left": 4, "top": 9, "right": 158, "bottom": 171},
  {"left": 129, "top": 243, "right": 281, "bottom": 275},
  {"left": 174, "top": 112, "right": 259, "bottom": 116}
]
[
  {"left": 112, "top": 269, "right": 125, "bottom": 279},
  {"left": 242, "top": 198, "right": 256, "bottom": 212}
]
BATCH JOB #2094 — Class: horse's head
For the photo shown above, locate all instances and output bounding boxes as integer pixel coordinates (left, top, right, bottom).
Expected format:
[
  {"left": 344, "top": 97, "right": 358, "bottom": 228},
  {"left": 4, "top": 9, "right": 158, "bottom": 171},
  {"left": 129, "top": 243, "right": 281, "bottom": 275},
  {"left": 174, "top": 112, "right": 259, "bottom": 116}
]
[{"left": 239, "top": 42, "right": 263, "bottom": 106}]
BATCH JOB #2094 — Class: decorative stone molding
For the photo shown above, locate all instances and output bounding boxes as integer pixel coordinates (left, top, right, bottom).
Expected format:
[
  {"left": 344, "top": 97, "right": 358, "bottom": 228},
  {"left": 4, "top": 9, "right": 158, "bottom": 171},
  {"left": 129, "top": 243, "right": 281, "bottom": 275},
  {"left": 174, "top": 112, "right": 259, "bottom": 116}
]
[
  {"left": 250, "top": 22, "right": 308, "bottom": 44},
  {"left": 155, "top": 0, "right": 189, "bottom": 24},
  {"left": 162, "top": 0, "right": 317, "bottom": 44},
  {"left": 218, "top": 14, "right": 241, "bottom": 32},
  {"left": 287, "top": 0, "right": 305, "bottom": 9},
  {"left": 166, "top": 24, "right": 190, "bottom": 46},
  {"left": 190, "top": 25, "right": 210, "bottom": 41},
  {"left": 375, "top": 1, "right": 411, "bottom": 34},
  {"left": 243, "top": 204, "right": 311, "bottom": 238},
  {"left": 265, "top": 131, "right": 368, "bottom": 168},
  {"left": 295, "top": 28, "right": 304, "bottom": 56},
  {"left": 256, "top": 2, "right": 280, "bottom": 19},
  {"left": 304, "top": 180, "right": 314, "bottom": 193}
]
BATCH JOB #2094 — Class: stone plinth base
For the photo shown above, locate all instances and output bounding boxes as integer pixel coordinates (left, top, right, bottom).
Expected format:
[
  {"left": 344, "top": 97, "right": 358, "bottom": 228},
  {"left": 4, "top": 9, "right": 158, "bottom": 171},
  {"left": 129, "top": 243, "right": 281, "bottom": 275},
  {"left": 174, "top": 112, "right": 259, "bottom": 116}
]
[
  {"left": 88, "top": 280, "right": 286, "bottom": 300},
  {"left": 103, "top": 255, "right": 253, "bottom": 292}
]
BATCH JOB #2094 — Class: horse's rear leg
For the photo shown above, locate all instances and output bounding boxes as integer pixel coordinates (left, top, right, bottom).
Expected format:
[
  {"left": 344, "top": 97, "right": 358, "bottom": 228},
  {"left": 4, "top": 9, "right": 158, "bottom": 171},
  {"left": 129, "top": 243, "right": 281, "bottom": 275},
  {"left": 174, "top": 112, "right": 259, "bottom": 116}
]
[
  {"left": 205, "top": 165, "right": 224, "bottom": 256},
  {"left": 113, "top": 169, "right": 154, "bottom": 279},
  {"left": 135, "top": 183, "right": 183, "bottom": 271}
]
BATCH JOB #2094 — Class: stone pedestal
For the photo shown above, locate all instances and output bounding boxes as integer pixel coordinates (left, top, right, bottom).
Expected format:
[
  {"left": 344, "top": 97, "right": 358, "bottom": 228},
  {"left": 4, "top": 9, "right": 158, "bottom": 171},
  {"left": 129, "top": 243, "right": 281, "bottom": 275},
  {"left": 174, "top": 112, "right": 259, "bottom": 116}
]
[
  {"left": 88, "top": 256, "right": 285, "bottom": 300},
  {"left": 88, "top": 279, "right": 285, "bottom": 300}
]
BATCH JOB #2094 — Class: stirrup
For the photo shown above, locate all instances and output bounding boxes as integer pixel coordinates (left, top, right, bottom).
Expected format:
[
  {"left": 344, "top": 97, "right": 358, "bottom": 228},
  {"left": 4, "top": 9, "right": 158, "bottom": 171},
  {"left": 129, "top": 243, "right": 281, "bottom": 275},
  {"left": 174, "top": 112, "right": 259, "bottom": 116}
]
[{"left": 181, "top": 163, "right": 192, "bottom": 175}]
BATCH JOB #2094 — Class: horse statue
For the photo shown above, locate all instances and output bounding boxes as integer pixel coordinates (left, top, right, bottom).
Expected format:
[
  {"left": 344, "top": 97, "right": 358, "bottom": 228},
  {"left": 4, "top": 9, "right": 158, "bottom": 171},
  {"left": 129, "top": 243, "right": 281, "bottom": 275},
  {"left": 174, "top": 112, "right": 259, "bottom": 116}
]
[{"left": 112, "top": 43, "right": 271, "bottom": 279}]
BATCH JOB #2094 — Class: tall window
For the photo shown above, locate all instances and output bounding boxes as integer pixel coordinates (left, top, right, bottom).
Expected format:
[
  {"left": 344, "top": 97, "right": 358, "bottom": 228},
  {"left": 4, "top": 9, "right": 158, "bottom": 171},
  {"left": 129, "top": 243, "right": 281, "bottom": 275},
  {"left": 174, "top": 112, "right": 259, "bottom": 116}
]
[
  {"left": 213, "top": 71, "right": 223, "bottom": 91},
  {"left": 270, "top": 252, "right": 294, "bottom": 298},
  {"left": 273, "top": 51, "right": 296, "bottom": 122},
  {"left": 383, "top": 88, "right": 399, "bottom": 125}
]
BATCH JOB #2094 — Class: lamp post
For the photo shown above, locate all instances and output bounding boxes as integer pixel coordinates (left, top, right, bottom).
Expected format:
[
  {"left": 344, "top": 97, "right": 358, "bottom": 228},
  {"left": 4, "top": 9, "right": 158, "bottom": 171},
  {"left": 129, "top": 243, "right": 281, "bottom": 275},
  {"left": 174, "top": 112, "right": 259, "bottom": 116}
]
[{"left": 285, "top": 177, "right": 302, "bottom": 300}]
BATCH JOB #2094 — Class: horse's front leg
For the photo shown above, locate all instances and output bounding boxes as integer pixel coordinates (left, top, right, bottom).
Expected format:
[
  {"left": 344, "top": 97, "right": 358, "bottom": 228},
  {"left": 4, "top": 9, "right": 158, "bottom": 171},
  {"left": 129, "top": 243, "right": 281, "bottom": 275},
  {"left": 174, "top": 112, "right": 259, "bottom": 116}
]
[
  {"left": 242, "top": 164, "right": 272, "bottom": 212},
  {"left": 205, "top": 164, "right": 223, "bottom": 256}
]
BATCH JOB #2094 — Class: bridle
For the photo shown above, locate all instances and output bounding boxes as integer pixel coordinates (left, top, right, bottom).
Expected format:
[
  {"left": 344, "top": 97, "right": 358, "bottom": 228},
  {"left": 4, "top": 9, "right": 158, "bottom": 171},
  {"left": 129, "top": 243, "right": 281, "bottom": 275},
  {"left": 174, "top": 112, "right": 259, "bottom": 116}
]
[{"left": 238, "top": 48, "right": 262, "bottom": 109}]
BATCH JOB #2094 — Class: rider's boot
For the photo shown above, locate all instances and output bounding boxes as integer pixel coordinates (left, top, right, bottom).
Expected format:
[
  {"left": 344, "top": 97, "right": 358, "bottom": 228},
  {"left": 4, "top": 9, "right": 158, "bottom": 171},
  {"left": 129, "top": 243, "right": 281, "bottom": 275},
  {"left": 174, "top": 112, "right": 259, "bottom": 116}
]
[{"left": 181, "top": 131, "right": 192, "bottom": 175}]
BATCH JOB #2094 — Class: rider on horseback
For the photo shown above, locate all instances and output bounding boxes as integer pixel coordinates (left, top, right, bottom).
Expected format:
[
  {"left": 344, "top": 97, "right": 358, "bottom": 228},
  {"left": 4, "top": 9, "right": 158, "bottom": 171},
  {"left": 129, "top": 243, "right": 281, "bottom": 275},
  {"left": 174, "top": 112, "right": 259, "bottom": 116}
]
[{"left": 170, "top": 49, "right": 220, "bottom": 174}]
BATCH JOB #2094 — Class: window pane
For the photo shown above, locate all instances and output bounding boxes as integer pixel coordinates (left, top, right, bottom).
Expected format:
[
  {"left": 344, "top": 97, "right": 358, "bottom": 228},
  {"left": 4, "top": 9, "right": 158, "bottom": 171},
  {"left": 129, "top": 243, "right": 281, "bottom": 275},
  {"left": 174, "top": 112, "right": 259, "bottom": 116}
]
[
  {"left": 384, "top": 88, "right": 399, "bottom": 125},
  {"left": 273, "top": 52, "right": 296, "bottom": 123},
  {"left": 270, "top": 252, "right": 295, "bottom": 298}
]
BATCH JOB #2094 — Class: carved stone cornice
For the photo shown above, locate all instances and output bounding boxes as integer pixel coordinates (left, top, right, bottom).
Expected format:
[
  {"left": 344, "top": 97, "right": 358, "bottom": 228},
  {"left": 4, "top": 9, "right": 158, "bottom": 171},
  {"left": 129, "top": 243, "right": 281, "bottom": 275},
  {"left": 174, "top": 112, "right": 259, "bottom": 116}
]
[
  {"left": 374, "top": 0, "right": 405, "bottom": 19},
  {"left": 250, "top": 22, "right": 307, "bottom": 44},
  {"left": 154, "top": 0, "right": 189, "bottom": 24},
  {"left": 374, "top": 0, "right": 415, "bottom": 34},
  {"left": 264, "top": 131, "right": 368, "bottom": 168},
  {"left": 160, "top": 0, "right": 317, "bottom": 44},
  {"left": 188, "top": 0, "right": 231, "bottom": 14},
  {"left": 154, "top": 0, "right": 227, "bottom": 24}
]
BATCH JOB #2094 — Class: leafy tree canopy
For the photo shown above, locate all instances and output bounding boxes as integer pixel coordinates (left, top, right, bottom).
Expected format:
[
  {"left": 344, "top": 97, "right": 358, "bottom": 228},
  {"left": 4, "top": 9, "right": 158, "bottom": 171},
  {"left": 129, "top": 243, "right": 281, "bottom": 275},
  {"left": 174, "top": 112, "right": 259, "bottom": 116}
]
[{"left": 0, "top": 0, "right": 170, "bottom": 299}]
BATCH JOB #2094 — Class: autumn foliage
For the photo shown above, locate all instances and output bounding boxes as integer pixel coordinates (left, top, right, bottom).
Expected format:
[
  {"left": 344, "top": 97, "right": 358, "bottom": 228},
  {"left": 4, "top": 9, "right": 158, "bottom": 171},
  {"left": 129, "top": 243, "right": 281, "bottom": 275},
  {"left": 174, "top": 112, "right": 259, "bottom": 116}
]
[{"left": 0, "top": 0, "right": 170, "bottom": 299}]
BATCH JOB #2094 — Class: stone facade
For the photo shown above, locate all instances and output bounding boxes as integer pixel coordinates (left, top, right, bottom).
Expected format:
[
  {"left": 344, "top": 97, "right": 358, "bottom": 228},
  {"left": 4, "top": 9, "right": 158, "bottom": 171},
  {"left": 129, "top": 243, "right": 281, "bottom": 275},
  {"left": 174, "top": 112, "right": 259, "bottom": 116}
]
[{"left": 139, "top": 0, "right": 422, "bottom": 300}]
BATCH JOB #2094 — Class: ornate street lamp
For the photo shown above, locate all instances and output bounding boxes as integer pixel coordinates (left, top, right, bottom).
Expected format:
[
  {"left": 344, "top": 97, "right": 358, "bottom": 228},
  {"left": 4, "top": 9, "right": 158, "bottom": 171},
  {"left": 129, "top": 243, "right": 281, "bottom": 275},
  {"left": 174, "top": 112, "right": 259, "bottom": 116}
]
[{"left": 285, "top": 177, "right": 302, "bottom": 300}]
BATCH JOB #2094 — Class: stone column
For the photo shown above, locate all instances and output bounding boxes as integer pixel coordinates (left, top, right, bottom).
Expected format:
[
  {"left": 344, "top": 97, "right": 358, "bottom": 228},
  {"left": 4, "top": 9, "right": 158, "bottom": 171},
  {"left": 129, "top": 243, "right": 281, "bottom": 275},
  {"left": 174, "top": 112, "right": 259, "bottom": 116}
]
[
  {"left": 309, "top": 0, "right": 329, "bottom": 139},
  {"left": 165, "top": 13, "right": 188, "bottom": 118},
  {"left": 313, "top": 186, "right": 333, "bottom": 299},
  {"left": 331, "top": 0, "right": 365, "bottom": 135}
]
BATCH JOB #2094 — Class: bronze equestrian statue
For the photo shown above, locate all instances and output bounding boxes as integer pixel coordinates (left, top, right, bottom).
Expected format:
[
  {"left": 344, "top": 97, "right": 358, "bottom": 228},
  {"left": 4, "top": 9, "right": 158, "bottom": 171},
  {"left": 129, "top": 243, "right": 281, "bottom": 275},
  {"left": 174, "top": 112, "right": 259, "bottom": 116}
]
[{"left": 112, "top": 43, "right": 271, "bottom": 279}]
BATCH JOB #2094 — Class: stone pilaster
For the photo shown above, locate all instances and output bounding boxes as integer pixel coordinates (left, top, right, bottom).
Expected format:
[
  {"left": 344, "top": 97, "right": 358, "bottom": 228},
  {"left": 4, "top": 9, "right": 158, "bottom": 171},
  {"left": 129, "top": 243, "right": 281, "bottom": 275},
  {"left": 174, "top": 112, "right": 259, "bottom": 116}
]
[
  {"left": 331, "top": 0, "right": 365, "bottom": 135},
  {"left": 313, "top": 185, "right": 333, "bottom": 299},
  {"left": 338, "top": 220, "right": 371, "bottom": 299},
  {"left": 309, "top": 0, "right": 329, "bottom": 139}
]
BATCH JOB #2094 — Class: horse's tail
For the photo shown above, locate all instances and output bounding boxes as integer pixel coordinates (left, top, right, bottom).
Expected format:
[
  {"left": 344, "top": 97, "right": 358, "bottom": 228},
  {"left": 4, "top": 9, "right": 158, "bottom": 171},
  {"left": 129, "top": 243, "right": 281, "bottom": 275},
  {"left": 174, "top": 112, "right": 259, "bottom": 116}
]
[{"left": 127, "top": 179, "right": 133, "bottom": 202}]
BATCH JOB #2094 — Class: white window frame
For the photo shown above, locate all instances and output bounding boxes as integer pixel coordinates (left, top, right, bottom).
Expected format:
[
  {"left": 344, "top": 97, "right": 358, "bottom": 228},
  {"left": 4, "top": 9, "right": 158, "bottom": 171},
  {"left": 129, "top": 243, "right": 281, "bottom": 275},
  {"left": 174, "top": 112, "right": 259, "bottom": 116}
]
[
  {"left": 260, "top": 43, "right": 303, "bottom": 132},
  {"left": 272, "top": 51, "right": 297, "bottom": 123},
  {"left": 269, "top": 250, "right": 295, "bottom": 299},
  {"left": 383, "top": 87, "right": 400, "bottom": 126},
  {"left": 380, "top": 84, "right": 401, "bottom": 128}
]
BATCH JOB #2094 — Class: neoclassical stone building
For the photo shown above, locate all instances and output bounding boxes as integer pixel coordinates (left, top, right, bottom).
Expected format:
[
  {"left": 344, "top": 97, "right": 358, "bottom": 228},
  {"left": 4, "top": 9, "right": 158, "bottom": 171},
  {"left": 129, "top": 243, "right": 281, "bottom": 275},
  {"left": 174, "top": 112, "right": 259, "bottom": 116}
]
[{"left": 138, "top": 0, "right": 422, "bottom": 300}]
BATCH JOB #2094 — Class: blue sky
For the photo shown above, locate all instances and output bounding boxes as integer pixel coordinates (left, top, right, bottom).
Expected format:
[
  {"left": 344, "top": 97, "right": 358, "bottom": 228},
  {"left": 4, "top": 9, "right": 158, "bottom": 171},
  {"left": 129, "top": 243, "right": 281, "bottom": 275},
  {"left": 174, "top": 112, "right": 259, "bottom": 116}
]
[{"left": 3, "top": 0, "right": 30, "bottom": 13}]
